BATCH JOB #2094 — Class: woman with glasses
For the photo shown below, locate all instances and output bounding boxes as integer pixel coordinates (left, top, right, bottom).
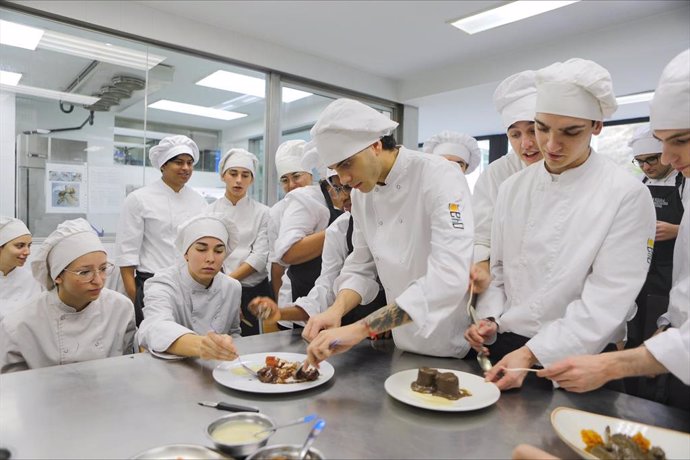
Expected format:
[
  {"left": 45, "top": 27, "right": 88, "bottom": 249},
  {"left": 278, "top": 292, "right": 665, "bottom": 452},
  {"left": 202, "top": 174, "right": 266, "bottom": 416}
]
[
  {"left": 136, "top": 213, "right": 241, "bottom": 360},
  {"left": 207, "top": 149, "right": 271, "bottom": 336},
  {"left": 0, "top": 217, "right": 42, "bottom": 321},
  {"left": 0, "top": 218, "right": 135, "bottom": 373}
]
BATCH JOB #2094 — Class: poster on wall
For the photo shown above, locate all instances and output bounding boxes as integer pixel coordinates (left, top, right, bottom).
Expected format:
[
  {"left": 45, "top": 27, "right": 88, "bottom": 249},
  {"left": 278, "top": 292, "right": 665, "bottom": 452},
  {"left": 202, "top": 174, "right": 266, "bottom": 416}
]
[{"left": 45, "top": 162, "right": 87, "bottom": 214}]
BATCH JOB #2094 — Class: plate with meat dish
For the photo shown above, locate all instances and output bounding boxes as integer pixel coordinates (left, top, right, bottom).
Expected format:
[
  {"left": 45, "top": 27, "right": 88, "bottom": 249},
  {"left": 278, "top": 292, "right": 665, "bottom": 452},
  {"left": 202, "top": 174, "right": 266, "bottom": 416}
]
[
  {"left": 213, "top": 352, "right": 335, "bottom": 394},
  {"left": 551, "top": 407, "right": 690, "bottom": 460},
  {"left": 384, "top": 367, "right": 500, "bottom": 412}
]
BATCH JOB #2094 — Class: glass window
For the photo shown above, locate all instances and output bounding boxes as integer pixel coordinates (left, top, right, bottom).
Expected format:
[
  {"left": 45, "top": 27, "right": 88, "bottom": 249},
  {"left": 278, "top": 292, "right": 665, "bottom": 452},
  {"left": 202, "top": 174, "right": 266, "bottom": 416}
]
[{"left": 591, "top": 119, "right": 649, "bottom": 180}]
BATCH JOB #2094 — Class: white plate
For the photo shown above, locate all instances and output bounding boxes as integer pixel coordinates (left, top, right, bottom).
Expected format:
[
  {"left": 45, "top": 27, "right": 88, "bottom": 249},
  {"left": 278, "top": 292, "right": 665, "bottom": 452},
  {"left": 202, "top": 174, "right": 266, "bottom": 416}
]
[
  {"left": 384, "top": 368, "right": 500, "bottom": 412},
  {"left": 213, "top": 352, "right": 334, "bottom": 394},
  {"left": 551, "top": 406, "right": 690, "bottom": 460},
  {"left": 149, "top": 349, "right": 187, "bottom": 361}
]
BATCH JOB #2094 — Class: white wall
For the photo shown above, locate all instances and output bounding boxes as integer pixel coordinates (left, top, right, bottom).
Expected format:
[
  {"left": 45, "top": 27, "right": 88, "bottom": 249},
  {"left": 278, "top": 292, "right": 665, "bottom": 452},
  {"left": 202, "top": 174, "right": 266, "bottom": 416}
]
[
  {"left": 13, "top": 1, "right": 399, "bottom": 102},
  {"left": 0, "top": 93, "right": 16, "bottom": 217}
]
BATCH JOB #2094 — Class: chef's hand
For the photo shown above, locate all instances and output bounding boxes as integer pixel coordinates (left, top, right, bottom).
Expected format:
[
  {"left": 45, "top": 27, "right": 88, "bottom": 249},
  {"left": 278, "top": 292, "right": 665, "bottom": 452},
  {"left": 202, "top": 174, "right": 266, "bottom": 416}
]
[
  {"left": 463, "top": 320, "right": 497, "bottom": 355},
  {"left": 200, "top": 331, "right": 238, "bottom": 361},
  {"left": 655, "top": 221, "right": 679, "bottom": 241},
  {"left": 538, "top": 354, "right": 612, "bottom": 393},
  {"left": 485, "top": 346, "right": 537, "bottom": 390},
  {"left": 248, "top": 296, "right": 280, "bottom": 321},
  {"left": 305, "top": 322, "right": 368, "bottom": 368},
  {"left": 511, "top": 444, "right": 560, "bottom": 460},
  {"left": 302, "top": 308, "right": 343, "bottom": 342},
  {"left": 470, "top": 261, "right": 491, "bottom": 294}
]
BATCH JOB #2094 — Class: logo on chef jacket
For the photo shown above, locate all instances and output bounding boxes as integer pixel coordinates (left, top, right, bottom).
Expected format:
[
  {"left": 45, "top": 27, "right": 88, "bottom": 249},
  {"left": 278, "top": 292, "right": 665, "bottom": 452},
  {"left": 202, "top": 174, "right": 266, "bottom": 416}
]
[
  {"left": 646, "top": 238, "right": 654, "bottom": 264},
  {"left": 448, "top": 203, "right": 464, "bottom": 230}
]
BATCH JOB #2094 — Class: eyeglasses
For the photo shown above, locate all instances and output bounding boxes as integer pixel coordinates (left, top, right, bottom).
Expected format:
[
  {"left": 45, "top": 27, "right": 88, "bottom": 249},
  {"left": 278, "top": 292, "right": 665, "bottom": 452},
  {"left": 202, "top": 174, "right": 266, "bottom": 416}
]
[
  {"left": 632, "top": 154, "right": 661, "bottom": 168},
  {"left": 62, "top": 262, "right": 115, "bottom": 283},
  {"left": 279, "top": 172, "right": 305, "bottom": 185},
  {"left": 326, "top": 176, "right": 352, "bottom": 194}
]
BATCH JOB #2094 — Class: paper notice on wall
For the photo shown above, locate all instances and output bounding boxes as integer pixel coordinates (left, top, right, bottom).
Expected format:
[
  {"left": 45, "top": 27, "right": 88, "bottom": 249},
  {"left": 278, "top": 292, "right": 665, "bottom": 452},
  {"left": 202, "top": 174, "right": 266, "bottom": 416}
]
[
  {"left": 88, "top": 166, "right": 125, "bottom": 213},
  {"left": 45, "top": 162, "right": 87, "bottom": 214}
]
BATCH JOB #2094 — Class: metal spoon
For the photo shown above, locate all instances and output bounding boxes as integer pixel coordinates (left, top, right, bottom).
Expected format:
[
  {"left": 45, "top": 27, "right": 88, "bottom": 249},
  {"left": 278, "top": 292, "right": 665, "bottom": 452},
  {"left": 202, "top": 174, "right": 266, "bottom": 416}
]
[
  {"left": 299, "top": 419, "right": 326, "bottom": 460},
  {"left": 466, "top": 284, "right": 493, "bottom": 373},
  {"left": 253, "top": 414, "right": 317, "bottom": 437},
  {"left": 237, "top": 355, "right": 259, "bottom": 378}
]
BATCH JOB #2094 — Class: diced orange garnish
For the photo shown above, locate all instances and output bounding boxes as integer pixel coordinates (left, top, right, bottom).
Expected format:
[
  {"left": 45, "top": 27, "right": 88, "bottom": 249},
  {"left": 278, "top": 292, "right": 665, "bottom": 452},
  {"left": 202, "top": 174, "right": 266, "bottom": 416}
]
[
  {"left": 265, "top": 356, "right": 278, "bottom": 367},
  {"left": 632, "top": 432, "right": 650, "bottom": 453},
  {"left": 581, "top": 429, "right": 603, "bottom": 448}
]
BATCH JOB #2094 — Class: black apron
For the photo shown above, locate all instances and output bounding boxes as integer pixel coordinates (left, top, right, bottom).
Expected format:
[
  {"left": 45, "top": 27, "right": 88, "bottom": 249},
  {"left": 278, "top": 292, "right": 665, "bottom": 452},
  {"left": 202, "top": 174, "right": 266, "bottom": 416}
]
[
  {"left": 288, "top": 182, "right": 343, "bottom": 301},
  {"left": 644, "top": 175, "right": 685, "bottom": 295},
  {"left": 134, "top": 270, "right": 154, "bottom": 326},
  {"left": 340, "top": 215, "right": 388, "bottom": 325}
]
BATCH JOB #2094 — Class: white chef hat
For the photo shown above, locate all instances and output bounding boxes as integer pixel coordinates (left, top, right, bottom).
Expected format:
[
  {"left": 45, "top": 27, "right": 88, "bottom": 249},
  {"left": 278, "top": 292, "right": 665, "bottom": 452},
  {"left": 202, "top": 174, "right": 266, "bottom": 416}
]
[
  {"left": 423, "top": 131, "right": 481, "bottom": 174},
  {"left": 535, "top": 58, "right": 618, "bottom": 121},
  {"left": 651, "top": 49, "right": 690, "bottom": 130},
  {"left": 275, "top": 140, "right": 309, "bottom": 178},
  {"left": 326, "top": 168, "right": 338, "bottom": 178},
  {"left": 309, "top": 98, "right": 399, "bottom": 167},
  {"left": 149, "top": 135, "right": 200, "bottom": 169},
  {"left": 629, "top": 125, "right": 663, "bottom": 157},
  {"left": 175, "top": 212, "right": 239, "bottom": 258},
  {"left": 0, "top": 217, "right": 31, "bottom": 247},
  {"left": 300, "top": 141, "right": 329, "bottom": 179},
  {"left": 219, "top": 148, "right": 259, "bottom": 177},
  {"left": 493, "top": 70, "right": 537, "bottom": 130},
  {"left": 31, "top": 218, "right": 105, "bottom": 290}
]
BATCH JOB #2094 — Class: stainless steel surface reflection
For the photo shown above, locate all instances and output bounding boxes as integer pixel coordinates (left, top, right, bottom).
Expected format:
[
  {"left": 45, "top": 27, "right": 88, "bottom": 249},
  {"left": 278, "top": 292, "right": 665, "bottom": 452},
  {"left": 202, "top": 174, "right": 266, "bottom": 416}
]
[{"left": 0, "top": 330, "right": 688, "bottom": 459}]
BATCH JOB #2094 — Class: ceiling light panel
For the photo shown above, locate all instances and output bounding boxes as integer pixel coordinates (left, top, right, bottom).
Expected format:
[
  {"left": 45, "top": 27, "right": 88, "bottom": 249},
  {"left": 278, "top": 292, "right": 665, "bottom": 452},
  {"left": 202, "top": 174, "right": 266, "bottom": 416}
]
[
  {"left": 0, "top": 83, "right": 99, "bottom": 105},
  {"left": 0, "top": 70, "right": 22, "bottom": 86},
  {"left": 38, "top": 30, "right": 166, "bottom": 71},
  {"left": 149, "top": 99, "right": 247, "bottom": 121},
  {"left": 616, "top": 91, "right": 655, "bottom": 105},
  {"left": 0, "top": 20, "right": 44, "bottom": 50},
  {"left": 450, "top": 1, "right": 580, "bottom": 35},
  {"left": 197, "top": 70, "right": 312, "bottom": 103}
]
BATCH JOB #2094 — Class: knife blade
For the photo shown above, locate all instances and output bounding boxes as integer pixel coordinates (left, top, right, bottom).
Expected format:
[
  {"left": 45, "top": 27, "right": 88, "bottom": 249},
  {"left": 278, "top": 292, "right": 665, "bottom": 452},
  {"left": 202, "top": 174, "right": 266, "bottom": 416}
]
[{"left": 197, "top": 401, "right": 260, "bottom": 412}]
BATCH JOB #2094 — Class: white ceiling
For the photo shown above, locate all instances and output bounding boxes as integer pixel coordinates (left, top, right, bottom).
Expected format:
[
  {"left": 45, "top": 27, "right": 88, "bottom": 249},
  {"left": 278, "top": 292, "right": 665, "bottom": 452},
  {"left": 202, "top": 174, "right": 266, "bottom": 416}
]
[{"left": 6, "top": 0, "right": 690, "bottom": 140}]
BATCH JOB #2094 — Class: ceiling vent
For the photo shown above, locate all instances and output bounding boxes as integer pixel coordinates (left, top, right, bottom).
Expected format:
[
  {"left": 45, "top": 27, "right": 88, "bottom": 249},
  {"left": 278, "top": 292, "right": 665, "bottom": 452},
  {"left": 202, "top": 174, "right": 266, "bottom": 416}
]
[{"left": 84, "top": 74, "right": 145, "bottom": 112}]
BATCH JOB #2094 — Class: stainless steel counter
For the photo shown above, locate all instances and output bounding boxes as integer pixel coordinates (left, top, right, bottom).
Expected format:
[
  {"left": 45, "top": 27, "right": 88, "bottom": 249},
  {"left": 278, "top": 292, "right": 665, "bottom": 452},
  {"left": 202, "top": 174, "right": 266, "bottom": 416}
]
[{"left": 1, "top": 330, "right": 688, "bottom": 459}]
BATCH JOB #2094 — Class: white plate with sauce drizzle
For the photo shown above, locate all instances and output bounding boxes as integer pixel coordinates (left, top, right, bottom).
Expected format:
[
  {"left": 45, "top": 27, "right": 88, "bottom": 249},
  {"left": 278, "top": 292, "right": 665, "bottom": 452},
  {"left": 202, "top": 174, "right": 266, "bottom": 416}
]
[
  {"left": 213, "top": 352, "right": 335, "bottom": 394},
  {"left": 384, "top": 368, "right": 500, "bottom": 412}
]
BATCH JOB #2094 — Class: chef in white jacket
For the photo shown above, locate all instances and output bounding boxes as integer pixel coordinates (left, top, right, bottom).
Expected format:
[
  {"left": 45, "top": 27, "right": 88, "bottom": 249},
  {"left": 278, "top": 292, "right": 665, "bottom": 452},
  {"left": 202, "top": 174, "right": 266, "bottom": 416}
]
[
  {"left": 207, "top": 148, "right": 270, "bottom": 336},
  {"left": 274, "top": 153, "right": 344, "bottom": 303},
  {"left": 115, "top": 135, "right": 206, "bottom": 326},
  {"left": 423, "top": 131, "right": 481, "bottom": 175},
  {"left": 267, "top": 140, "right": 313, "bottom": 305},
  {"left": 303, "top": 99, "right": 474, "bottom": 365},
  {"left": 465, "top": 58, "right": 657, "bottom": 390},
  {"left": 0, "top": 217, "right": 42, "bottom": 320},
  {"left": 539, "top": 50, "right": 690, "bottom": 409},
  {"left": 1, "top": 218, "right": 135, "bottom": 373},
  {"left": 136, "top": 213, "right": 242, "bottom": 360},
  {"left": 471, "top": 70, "right": 543, "bottom": 293}
]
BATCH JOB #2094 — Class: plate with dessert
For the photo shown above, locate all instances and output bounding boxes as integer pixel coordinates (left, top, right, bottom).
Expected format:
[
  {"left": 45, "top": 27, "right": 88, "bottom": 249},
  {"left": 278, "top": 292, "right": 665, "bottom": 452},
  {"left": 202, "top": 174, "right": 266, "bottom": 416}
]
[
  {"left": 213, "top": 352, "right": 335, "bottom": 394},
  {"left": 384, "top": 367, "right": 500, "bottom": 412}
]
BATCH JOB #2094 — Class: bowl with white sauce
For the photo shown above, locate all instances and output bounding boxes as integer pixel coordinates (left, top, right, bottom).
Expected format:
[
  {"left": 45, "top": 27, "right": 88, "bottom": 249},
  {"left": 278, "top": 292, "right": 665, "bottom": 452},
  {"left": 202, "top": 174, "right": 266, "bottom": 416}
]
[{"left": 207, "top": 412, "right": 276, "bottom": 457}]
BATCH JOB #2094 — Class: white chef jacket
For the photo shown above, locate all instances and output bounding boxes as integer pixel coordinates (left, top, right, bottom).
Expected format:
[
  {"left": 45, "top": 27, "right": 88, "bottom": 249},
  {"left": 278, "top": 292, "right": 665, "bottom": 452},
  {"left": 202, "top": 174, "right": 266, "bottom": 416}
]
[
  {"left": 273, "top": 185, "right": 330, "bottom": 265},
  {"left": 0, "top": 265, "right": 43, "bottom": 321},
  {"left": 0, "top": 288, "right": 135, "bottom": 373},
  {"left": 646, "top": 206, "right": 690, "bottom": 384},
  {"left": 268, "top": 199, "right": 289, "bottom": 267},
  {"left": 207, "top": 195, "right": 270, "bottom": 287},
  {"left": 136, "top": 263, "right": 242, "bottom": 353},
  {"left": 115, "top": 179, "right": 206, "bottom": 273},
  {"left": 335, "top": 148, "right": 474, "bottom": 358},
  {"left": 472, "top": 150, "right": 525, "bottom": 263},
  {"left": 295, "top": 212, "right": 351, "bottom": 317},
  {"left": 478, "top": 151, "right": 657, "bottom": 367}
]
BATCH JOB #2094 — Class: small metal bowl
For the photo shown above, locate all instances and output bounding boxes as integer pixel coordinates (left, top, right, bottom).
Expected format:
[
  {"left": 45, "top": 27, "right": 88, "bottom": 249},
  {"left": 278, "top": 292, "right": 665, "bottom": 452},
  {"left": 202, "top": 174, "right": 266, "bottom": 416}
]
[
  {"left": 207, "top": 412, "right": 276, "bottom": 457},
  {"left": 245, "top": 444, "right": 325, "bottom": 460}
]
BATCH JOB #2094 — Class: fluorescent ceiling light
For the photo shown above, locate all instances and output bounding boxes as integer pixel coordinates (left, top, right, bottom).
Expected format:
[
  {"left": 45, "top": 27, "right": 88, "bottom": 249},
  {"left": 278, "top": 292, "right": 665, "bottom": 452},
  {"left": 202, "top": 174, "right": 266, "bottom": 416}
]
[
  {"left": 149, "top": 99, "right": 247, "bottom": 121},
  {"left": 0, "top": 83, "right": 99, "bottom": 105},
  {"left": 114, "top": 127, "right": 179, "bottom": 140},
  {"left": 196, "top": 70, "right": 312, "bottom": 103},
  {"left": 0, "top": 70, "right": 22, "bottom": 86},
  {"left": 0, "top": 20, "right": 44, "bottom": 50},
  {"left": 616, "top": 91, "right": 654, "bottom": 105},
  {"left": 450, "top": 1, "right": 580, "bottom": 34},
  {"left": 38, "top": 30, "right": 166, "bottom": 71}
]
